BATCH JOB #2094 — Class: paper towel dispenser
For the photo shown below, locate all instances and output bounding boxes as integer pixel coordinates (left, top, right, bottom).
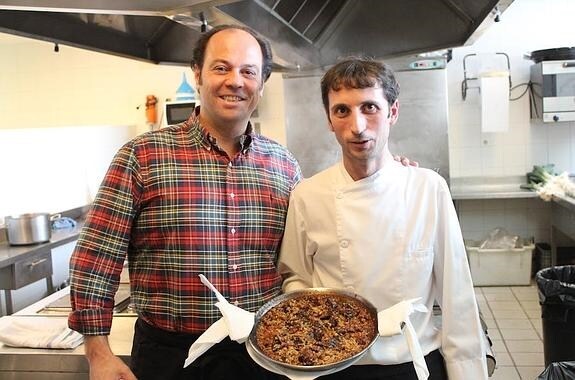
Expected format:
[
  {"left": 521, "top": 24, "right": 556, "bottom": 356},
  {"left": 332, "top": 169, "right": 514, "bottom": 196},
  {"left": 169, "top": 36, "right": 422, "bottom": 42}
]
[{"left": 530, "top": 59, "right": 575, "bottom": 123}]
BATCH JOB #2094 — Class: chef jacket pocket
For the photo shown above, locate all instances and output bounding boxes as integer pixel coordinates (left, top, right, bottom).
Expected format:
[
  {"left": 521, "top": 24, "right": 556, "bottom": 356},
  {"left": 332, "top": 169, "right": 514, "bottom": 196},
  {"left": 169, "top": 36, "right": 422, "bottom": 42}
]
[{"left": 403, "top": 247, "right": 434, "bottom": 281}]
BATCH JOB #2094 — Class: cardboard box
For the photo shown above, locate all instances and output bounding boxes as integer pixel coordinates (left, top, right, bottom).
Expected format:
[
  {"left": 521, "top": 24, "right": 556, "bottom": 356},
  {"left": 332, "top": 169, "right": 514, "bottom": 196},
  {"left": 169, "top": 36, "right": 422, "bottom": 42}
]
[{"left": 467, "top": 242, "right": 535, "bottom": 286}]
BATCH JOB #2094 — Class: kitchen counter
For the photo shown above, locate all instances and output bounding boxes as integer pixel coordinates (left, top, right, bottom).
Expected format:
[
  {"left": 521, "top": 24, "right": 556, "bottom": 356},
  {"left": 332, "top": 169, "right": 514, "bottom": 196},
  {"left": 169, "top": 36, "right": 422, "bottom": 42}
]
[
  {"left": 0, "top": 287, "right": 135, "bottom": 379},
  {"left": 0, "top": 206, "right": 89, "bottom": 316},
  {"left": 450, "top": 176, "right": 537, "bottom": 200},
  {"left": 0, "top": 206, "right": 89, "bottom": 269}
]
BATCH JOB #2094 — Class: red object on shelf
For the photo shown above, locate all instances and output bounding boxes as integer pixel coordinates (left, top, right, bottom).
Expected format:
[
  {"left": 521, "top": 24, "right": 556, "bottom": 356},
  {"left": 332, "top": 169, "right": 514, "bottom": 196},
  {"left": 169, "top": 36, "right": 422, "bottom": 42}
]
[{"left": 145, "top": 95, "right": 158, "bottom": 124}]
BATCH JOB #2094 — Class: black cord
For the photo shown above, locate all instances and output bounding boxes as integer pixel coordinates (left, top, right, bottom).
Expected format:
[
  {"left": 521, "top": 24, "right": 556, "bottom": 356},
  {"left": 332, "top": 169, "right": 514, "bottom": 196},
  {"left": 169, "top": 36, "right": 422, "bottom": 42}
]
[{"left": 509, "top": 82, "right": 531, "bottom": 101}]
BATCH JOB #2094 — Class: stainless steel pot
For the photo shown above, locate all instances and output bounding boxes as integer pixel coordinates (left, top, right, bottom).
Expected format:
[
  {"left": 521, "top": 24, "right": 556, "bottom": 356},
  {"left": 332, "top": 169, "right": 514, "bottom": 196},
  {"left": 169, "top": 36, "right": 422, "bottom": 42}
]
[{"left": 5, "top": 213, "right": 52, "bottom": 245}]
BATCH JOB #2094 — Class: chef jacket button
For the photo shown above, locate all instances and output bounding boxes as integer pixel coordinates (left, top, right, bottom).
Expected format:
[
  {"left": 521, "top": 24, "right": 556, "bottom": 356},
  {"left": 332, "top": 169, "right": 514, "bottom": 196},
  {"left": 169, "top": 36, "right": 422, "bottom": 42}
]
[
  {"left": 336, "top": 192, "right": 343, "bottom": 199},
  {"left": 340, "top": 240, "right": 349, "bottom": 248}
]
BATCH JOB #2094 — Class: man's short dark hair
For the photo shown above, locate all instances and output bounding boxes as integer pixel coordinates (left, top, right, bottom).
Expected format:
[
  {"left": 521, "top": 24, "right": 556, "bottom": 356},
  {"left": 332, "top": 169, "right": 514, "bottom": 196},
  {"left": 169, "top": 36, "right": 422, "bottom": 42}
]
[
  {"left": 191, "top": 24, "right": 273, "bottom": 83},
  {"left": 320, "top": 56, "right": 400, "bottom": 114}
]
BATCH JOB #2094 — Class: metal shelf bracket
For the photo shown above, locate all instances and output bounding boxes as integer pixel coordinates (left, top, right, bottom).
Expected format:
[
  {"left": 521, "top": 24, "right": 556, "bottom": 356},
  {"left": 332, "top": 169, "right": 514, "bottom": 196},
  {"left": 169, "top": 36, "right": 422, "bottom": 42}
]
[{"left": 461, "top": 52, "right": 512, "bottom": 100}]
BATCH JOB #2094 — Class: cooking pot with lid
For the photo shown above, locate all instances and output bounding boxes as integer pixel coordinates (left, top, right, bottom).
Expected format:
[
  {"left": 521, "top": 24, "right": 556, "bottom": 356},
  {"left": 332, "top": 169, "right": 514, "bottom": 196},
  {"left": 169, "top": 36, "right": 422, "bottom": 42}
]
[{"left": 5, "top": 213, "right": 52, "bottom": 245}]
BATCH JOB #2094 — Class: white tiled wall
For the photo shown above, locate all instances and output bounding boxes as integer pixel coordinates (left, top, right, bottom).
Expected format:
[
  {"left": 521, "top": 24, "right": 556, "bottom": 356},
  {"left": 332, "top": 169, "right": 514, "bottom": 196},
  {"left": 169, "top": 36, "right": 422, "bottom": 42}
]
[
  {"left": 0, "top": 33, "right": 287, "bottom": 142},
  {"left": 0, "top": 33, "right": 287, "bottom": 218},
  {"left": 457, "top": 198, "right": 551, "bottom": 242},
  {"left": 448, "top": 0, "right": 575, "bottom": 243},
  {"left": 447, "top": 0, "right": 575, "bottom": 178}
]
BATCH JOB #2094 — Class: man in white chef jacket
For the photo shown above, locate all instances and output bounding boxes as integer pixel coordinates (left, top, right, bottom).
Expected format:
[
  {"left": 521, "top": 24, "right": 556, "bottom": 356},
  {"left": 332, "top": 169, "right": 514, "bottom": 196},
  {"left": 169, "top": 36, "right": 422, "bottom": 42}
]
[{"left": 278, "top": 56, "right": 488, "bottom": 380}]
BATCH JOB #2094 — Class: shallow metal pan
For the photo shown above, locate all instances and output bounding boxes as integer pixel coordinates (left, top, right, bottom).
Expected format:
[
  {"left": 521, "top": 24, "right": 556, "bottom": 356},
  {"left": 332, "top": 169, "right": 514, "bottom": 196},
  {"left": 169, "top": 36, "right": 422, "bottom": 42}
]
[{"left": 247, "top": 288, "right": 379, "bottom": 373}]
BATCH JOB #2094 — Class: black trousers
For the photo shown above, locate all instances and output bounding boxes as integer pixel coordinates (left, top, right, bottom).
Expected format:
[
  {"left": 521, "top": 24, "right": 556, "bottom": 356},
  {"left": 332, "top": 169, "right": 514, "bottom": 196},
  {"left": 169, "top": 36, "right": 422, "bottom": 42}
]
[
  {"left": 130, "top": 318, "right": 285, "bottom": 380},
  {"left": 131, "top": 318, "right": 447, "bottom": 380},
  {"left": 318, "top": 349, "right": 448, "bottom": 380}
]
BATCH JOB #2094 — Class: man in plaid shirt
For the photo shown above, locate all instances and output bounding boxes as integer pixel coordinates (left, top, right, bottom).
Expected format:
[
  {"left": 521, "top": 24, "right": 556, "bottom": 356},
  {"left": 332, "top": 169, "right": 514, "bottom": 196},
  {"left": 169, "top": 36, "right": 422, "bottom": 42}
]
[{"left": 68, "top": 25, "right": 301, "bottom": 380}]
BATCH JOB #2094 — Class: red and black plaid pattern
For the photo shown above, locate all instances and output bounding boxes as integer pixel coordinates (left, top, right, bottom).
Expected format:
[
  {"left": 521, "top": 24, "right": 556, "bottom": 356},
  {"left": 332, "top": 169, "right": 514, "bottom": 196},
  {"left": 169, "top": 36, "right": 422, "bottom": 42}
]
[{"left": 69, "top": 113, "right": 301, "bottom": 335}]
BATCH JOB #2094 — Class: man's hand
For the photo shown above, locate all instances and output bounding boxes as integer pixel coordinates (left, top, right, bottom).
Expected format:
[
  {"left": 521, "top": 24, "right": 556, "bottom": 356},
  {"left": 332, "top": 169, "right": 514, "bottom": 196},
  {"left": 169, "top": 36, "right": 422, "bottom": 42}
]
[
  {"left": 85, "top": 336, "right": 137, "bottom": 380},
  {"left": 393, "top": 155, "right": 419, "bottom": 167}
]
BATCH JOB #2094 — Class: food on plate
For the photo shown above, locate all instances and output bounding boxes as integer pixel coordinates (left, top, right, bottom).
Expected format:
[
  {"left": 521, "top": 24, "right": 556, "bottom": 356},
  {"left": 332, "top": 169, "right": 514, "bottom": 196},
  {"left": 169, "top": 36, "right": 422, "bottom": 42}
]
[{"left": 255, "top": 292, "right": 377, "bottom": 366}]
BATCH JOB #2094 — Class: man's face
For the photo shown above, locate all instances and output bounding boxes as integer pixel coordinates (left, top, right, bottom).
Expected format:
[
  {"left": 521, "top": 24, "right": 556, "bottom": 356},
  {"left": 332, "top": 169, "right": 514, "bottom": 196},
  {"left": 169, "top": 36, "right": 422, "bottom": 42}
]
[
  {"left": 194, "top": 28, "right": 264, "bottom": 129},
  {"left": 327, "top": 85, "right": 399, "bottom": 170}
]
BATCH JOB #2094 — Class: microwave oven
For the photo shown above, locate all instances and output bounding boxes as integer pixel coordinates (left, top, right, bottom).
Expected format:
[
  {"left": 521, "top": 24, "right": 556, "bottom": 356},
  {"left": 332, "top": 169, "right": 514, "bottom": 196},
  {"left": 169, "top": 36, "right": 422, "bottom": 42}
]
[
  {"left": 163, "top": 100, "right": 199, "bottom": 126},
  {"left": 530, "top": 60, "right": 575, "bottom": 123}
]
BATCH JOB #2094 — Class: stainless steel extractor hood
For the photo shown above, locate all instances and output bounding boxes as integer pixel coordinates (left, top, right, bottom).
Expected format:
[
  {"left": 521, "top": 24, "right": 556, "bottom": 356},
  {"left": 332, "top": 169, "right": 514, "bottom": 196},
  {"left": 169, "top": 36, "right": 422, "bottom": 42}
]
[{"left": 0, "top": 0, "right": 512, "bottom": 72}]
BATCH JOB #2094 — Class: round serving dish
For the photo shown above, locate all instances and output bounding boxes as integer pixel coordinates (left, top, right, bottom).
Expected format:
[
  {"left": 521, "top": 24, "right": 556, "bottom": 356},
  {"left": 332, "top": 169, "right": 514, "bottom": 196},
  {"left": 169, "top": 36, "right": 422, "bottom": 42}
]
[{"left": 247, "top": 288, "right": 379, "bottom": 373}]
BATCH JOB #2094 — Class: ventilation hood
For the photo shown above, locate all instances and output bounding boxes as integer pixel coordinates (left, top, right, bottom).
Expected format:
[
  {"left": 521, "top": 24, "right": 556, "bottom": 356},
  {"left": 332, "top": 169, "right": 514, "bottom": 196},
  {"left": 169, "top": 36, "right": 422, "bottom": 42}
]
[{"left": 0, "top": 0, "right": 512, "bottom": 72}]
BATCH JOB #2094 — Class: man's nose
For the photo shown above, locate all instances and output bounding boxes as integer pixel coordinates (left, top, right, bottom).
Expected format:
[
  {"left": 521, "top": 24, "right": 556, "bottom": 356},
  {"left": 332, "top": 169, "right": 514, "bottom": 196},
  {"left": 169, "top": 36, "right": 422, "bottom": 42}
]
[
  {"left": 225, "top": 69, "right": 243, "bottom": 88},
  {"left": 350, "top": 112, "right": 367, "bottom": 135}
]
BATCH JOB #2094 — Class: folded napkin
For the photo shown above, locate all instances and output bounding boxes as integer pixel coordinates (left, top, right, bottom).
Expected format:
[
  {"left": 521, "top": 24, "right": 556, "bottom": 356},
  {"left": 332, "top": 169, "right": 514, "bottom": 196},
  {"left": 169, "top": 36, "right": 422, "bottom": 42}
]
[
  {"left": 184, "top": 275, "right": 255, "bottom": 367},
  {"left": 0, "top": 317, "right": 83, "bottom": 349},
  {"left": 378, "top": 298, "right": 429, "bottom": 380}
]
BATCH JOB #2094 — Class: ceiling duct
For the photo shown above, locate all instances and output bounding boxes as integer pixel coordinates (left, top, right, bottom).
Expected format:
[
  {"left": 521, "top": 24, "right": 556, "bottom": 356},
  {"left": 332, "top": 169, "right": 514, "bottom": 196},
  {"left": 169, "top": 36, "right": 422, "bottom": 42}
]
[{"left": 0, "top": 0, "right": 513, "bottom": 72}]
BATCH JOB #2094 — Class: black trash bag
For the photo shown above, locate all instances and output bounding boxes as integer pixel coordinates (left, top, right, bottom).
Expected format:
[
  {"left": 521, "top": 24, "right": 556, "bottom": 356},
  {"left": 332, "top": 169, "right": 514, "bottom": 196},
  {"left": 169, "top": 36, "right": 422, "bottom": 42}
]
[
  {"left": 537, "top": 361, "right": 575, "bottom": 380},
  {"left": 536, "top": 266, "right": 575, "bottom": 308}
]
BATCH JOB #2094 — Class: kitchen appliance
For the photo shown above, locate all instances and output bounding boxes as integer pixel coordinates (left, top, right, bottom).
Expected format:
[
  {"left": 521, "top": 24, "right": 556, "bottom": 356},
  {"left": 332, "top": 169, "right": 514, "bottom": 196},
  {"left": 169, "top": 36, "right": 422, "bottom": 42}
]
[
  {"left": 40, "top": 284, "right": 132, "bottom": 314},
  {"left": 0, "top": 0, "right": 509, "bottom": 72},
  {"left": 5, "top": 213, "right": 51, "bottom": 245},
  {"left": 284, "top": 56, "right": 450, "bottom": 183},
  {"left": 164, "top": 100, "right": 199, "bottom": 127},
  {"left": 529, "top": 47, "right": 575, "bottom": 123}
]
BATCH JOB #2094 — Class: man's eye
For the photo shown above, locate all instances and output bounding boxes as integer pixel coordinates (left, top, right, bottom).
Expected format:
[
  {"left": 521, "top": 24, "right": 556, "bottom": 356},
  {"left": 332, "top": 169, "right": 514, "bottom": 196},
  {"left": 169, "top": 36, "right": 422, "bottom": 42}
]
[
  {"left": 334, "top": 107, "right": 349, "bottom": 116},
  {"left": 213, "top": 66, "right": 228, "bottom": 73},
  {"left": 363, "top": 104, "right": 379, "bottom": 113}
]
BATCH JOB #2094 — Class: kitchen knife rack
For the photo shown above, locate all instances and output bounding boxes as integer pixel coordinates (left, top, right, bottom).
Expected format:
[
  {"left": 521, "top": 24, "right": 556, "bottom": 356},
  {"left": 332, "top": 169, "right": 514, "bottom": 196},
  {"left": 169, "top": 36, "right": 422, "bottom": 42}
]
[{"left": 461, "top": 52, "right": 512, "bottom": 100}]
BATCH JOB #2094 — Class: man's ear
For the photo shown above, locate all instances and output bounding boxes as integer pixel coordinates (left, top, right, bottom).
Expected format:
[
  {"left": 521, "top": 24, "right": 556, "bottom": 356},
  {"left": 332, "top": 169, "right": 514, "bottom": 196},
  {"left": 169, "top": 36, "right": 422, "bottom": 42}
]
[
  {"left": 389, "top": 100, "right": 400, "bottom": 125},
  {"left": 193, "top": 65, "right": 201, "bottom": 88}
]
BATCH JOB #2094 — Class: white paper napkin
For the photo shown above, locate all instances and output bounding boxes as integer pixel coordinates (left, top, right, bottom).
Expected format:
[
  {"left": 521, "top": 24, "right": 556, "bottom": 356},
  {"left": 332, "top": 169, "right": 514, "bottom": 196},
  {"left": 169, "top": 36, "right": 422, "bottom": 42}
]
[
  {"left": 184, "top": 275, "right": 255, "bottom": 367},
  {"left": 0, "top": 316, "right": 83, "bottom": 349},
  {"left": 377, "top": 298, "right": 429, "bottom": 380},
  {"left": 183, "top": 318, "right": 228, "bottom": 367}
]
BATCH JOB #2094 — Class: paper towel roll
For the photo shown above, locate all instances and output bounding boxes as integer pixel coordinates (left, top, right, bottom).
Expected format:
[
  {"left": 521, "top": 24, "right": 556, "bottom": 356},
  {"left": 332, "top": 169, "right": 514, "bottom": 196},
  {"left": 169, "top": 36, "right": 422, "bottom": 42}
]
[{"left": 480, "top": 71, "right": 509, "bottom": 133}]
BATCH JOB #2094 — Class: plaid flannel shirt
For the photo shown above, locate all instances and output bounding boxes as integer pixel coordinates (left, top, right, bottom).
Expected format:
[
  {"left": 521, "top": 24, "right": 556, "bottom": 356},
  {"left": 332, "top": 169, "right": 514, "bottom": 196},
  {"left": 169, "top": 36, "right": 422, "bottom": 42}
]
[{"left": 69, "top": 111, "right": 301, "bottom": 335}]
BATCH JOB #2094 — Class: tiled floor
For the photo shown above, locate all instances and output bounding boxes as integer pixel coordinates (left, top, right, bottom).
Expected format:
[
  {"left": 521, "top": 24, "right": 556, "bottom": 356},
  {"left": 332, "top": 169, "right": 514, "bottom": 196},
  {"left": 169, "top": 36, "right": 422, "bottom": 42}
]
[{"left": 476, "top": 284, "right": 546, "bottom": 379}]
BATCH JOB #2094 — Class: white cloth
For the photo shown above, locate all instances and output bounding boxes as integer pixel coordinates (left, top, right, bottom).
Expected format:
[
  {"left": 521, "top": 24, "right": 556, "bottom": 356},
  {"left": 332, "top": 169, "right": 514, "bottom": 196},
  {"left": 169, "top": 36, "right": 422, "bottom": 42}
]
[
  {"left": 0, "top": 316, "right": 83, "bottom": 349},
  {"left": 184, "top": 275, "right": 255, "bottom": 367},
  {"left": 377, "top": 299, "right": 429, "bottom": 380},
  {"left": 278, "top": 161, "right": 489, "bottom": 380}
]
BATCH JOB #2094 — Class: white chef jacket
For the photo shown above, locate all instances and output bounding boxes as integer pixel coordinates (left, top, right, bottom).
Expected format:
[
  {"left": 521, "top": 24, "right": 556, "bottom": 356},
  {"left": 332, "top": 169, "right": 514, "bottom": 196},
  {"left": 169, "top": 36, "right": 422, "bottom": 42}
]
[{"left": 278, "top": 161, "right": 488, "bottom": 380}]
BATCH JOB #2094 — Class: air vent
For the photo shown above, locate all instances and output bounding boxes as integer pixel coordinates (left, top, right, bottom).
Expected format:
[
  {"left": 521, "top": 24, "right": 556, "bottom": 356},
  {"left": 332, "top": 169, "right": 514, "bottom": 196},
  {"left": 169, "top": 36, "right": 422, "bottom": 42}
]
[{"left": 256, "top": 0, "right": 347, "bottom": 42}]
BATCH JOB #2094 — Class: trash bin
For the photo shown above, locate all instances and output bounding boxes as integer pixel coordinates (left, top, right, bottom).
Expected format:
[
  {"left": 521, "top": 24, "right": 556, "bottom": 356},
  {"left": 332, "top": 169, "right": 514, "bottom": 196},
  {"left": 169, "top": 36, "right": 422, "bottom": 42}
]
[
  {"left": 536, "top": 265, "right": 575, "bottom": 367},
  {"left": 536, "top": 361, "right": 575, "bottom": 380}
]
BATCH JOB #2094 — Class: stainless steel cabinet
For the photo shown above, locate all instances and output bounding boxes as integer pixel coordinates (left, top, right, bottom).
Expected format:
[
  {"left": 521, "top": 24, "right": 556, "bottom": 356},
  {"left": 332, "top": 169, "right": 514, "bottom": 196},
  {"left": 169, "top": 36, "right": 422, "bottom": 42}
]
[{"left": 0, "top": 250, "right": 53, "bottom": 314}]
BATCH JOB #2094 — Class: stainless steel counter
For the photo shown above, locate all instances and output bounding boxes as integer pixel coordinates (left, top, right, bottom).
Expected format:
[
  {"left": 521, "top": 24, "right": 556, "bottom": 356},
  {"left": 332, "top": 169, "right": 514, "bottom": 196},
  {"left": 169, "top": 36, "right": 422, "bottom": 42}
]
[
  {"left": 0, "top": 287, "right": 135, "bottom": 379},
  {"left": 0, "top": 217, "right": 85, "bottom": 269},
  {"left": 450, "top": 176, "right": 537, "bottom": 200},
  {"left": 0, "top": 206, "right": 89, "bottom": 315}
]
